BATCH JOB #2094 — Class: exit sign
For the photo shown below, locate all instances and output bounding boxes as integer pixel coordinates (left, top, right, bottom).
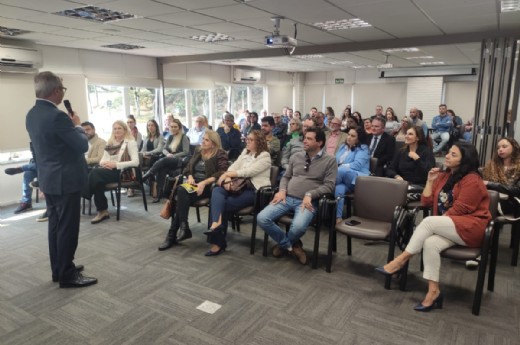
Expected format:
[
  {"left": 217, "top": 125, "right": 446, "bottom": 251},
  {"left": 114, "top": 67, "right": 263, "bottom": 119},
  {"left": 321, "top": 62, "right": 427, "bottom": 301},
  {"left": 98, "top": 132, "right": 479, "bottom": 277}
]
[{"left": 335, "top": 78, "right": 344, "bottom": 84}]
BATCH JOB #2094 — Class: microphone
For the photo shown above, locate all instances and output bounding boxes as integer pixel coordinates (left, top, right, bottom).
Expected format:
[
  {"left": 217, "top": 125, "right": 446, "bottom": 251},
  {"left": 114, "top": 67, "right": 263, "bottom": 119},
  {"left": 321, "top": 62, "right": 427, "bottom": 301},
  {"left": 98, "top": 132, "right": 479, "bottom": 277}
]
[{"left": 63, "top": 99, "right": 73, "bottom": 116}]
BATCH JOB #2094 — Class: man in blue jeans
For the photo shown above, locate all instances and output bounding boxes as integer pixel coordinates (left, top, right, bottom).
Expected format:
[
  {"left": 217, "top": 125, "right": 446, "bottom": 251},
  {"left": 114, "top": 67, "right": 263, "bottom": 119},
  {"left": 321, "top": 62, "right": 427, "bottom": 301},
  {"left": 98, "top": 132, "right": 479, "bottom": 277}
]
[
  {"left": 5, "top": 161, "right": 37, "bottom": 214},
  {"left": 431, "top": 104, "right": 453, "bottom": 154},
  {"left": 257, "top": 127, "right": 337, "bottom": 265}
]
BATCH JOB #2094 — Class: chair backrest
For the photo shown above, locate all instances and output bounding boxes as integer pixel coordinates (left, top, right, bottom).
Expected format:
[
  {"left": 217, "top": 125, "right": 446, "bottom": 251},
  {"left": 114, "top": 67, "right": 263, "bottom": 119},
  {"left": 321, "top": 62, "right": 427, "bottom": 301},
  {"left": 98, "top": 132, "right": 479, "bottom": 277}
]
[
  {"left": 354, "top": 176, "right": 408, "bottom": 222},
  {"left": 487, "top": 190, "right": 499, "bottom": 219},
  {"left": 270, "top": 166, "right": 279, "bottom": 188},
  {"left": 369, "top": 157, "right": 378, "bottom": 175}
]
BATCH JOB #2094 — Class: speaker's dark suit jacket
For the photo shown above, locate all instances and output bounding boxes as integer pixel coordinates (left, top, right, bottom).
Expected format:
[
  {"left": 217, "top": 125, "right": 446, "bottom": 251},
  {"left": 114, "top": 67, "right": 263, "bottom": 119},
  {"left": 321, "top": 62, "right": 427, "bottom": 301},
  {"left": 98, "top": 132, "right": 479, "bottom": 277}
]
[
  {"left": 26, "top": 99, "right": 89, "bottom": 281},
  {"left": 26, "top": 100, "right": 88, "bottom": 195},
  {"left": 365, "top": 132, "right": 395, "bottom": 176}
]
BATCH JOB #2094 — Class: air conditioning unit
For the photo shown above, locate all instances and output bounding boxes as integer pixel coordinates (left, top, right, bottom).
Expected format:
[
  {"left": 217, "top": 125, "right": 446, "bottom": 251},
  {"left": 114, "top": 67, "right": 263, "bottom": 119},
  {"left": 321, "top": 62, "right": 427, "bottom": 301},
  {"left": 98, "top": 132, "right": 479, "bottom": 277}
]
[
  {"left": 233, "top": 68, "right": 261, "bottom": 84},
  {"left": 0, "top": 39, "right": 42, "bottom": 73}
]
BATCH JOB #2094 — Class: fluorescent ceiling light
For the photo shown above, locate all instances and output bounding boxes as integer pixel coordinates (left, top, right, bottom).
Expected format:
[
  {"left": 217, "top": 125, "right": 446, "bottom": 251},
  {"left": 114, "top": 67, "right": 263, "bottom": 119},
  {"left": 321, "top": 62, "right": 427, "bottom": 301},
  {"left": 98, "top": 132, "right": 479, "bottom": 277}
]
[
  {"left": 328, "top": 61, "right": 353, "bottom": 65},
  {"left": 0, "top": 26, "right": 31, "bottom": 36},
  {"left": 54, "top": 6, "right": 138, "bottom": 23},
  {"left": 294, "top": 54, "right": 323, "bottom": 59},
  {"left": 351, "top": 65, "right": 374, "bottom": 69},
  {"left": 420, "top": 61, "right": 445, "bottom": 65},
  {"left": 501, "top": 0, "right": 520, "bottom": 12},
  {"left": 382, "top": 47, "right": 420, "bottom": 53},
  {"left": 101, "top": 43, "right": 145, "bottom": 50},
  {"left": 313, "top": 18, "right": 371, "bottom": 31},
  {"left": 190, "top": 33, "right": 234, "bottom": 43},
  {"left": 405, "top": 56, "right": 434, "bottom": 60}
]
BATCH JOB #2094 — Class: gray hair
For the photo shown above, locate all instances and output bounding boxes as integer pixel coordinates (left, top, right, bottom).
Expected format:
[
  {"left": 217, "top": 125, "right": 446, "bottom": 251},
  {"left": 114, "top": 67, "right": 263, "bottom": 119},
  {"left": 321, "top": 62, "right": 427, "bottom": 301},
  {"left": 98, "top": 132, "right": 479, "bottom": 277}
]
[
  {"left": 34, "top": 71, "right": 62, "bottom": 99},
  {"left": 289, "top": 118, "right": 302, "bottom": 132}
]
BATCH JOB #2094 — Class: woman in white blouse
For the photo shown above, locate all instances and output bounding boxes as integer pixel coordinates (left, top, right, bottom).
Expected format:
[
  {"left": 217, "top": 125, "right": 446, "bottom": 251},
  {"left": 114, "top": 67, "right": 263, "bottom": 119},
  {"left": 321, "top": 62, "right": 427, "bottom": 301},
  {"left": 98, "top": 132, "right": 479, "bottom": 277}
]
[
  {"left": 84, "top": 120, "right": 139, "bottom": 224},
  {"left": 204, "top": 130, "right": 272, "bottom": 256}
]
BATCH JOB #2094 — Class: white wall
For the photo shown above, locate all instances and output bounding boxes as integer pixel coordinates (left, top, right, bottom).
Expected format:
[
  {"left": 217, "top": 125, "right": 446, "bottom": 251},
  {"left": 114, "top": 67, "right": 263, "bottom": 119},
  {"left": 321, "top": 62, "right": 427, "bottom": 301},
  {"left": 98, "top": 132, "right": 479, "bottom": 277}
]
[{"left": 445, "top": 80, "right": 478, "bottom": 122}]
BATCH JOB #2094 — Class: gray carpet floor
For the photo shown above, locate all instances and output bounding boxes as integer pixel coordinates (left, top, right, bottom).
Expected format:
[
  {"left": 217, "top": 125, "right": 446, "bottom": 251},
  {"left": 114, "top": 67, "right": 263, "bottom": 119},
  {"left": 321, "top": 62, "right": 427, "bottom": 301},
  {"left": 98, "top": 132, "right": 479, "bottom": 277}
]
[{"left": 0, "top": 192, "right": 519, "bottom": 345}]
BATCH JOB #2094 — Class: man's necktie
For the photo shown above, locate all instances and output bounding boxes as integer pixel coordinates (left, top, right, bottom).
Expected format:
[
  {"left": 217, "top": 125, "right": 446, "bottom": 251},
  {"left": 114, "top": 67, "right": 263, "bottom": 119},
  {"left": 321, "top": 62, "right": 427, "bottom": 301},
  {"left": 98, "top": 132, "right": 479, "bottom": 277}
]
[{"left": 370, "top": 136, "right": 379, "bottom": 155}]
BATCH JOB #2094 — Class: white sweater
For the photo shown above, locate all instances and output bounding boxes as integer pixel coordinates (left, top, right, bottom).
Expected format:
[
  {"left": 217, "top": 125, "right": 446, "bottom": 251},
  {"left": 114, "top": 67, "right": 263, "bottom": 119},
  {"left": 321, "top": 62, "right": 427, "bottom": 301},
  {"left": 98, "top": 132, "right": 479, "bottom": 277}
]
[{"left": 100, "top": 139, "right": 139, "bottom": 170}]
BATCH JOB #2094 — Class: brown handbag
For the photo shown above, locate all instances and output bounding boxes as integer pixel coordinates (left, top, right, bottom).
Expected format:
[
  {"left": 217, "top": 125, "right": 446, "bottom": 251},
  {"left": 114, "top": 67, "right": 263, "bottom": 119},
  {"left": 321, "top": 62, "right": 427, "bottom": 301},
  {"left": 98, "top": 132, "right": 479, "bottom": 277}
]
[
  {"left": 120, "top": 146, "right": 136, "bottom": 182},
  {"left": 225, "top": 177, "right": 251, "bottom": 195},
  {"left": 159, "top": 175, "right": 181, "bottom": 219}
]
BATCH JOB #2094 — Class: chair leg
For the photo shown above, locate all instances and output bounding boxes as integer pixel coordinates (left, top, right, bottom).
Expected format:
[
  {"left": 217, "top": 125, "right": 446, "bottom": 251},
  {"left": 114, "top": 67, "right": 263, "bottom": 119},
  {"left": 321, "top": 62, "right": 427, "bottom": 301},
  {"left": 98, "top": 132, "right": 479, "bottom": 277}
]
[
  {"left": 140, "top": 183, "right": 148, "bottom": 211},
  {"left": 88, "top": 198, "right": 92, "bottom": 215},
  {"left": 326, "top": 226, "right": 335, "bottom": 273},
  {"left": 196, "top": 207, "right": 201, "bottom": 223},
  {"left": 263, "top": 232, "right": 269, "bottom": 257},
  {"left": 398, "top": 261, "right": 410, "bottom": 291},
  {"left": 116, "top": 188, "right": 121, "bottom": 221},
  {"left": 488, "top": 224, "right": 501, "bottom": 291},
  {"left": 82, "top": 198, "right": 85, "bottom": 215},
  {"left": 110, "top": 190, "right": 115, "bottom": 206},
  {"left": 347, "top": 236, "right": 352, "bottom": 255},
  {"left": 312, "top": 221, "right": 321, "bottom": 269},
  {"left": 250, "top": 217, "right": 257, "bottom": 255},
  {"left": 473, "top": 250, "right": 489, "bottom": 316}
]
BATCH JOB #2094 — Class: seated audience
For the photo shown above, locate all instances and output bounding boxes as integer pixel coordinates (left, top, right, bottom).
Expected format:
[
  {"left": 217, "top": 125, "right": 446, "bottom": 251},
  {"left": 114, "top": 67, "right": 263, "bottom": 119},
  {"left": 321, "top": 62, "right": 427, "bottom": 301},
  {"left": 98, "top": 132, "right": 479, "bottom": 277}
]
[
  {"left": 84, "top": 120, "right": 139, "bottom": 224},
  {"left": 386, "top": 126, "right": 435, "bottom": 185},
  {"left": 463, "top": 118, "right": 473, "bottom": 142},
  {"left": 314, "top": 111, "right": 330, "bottom": 132},
  {"left": 242, "top": 112, "right": 261, "bottom": 138},
  {"left": 187, "top": 116, "right": 206, "bottom": 146},
  {"left": 363, "top": 118, "right": 372, "bottom": 135},
  {"left": 385, "top": 108, "right": 400, "bottom": 135},
  {"left": 281, "top": 118, "right": 315, "bottom": 172},
  {"left": 482, "top": 137, "right": 520, "bottom": 215},
  {"left": 293, "top": 110, "right": 302, "bottom": 120},
  {"left": 324, "top": 106, "right": 335, "bottom": 126},
  {"left": 142, "top": 119, "right": 190, "bottom": 202},
  {"left": 82, "top": 121, "right": 106, "bottom": 167},
  {"left": 158, "top": 130, "right": 228, "bottom": 251},
  {"left": 340, "top": 107, "right": 352, "bottom": 131},
  {"left": 395, "top": 117, "right": 412, "bottom": 142},
  {"left": 141, "top": 119, "right": 164, "bottom": 158},
  {"left": 325, "top": 117, "right": 347, "bottom": 156},
  {"left": 377, "top": 142, "right": 491, "bottom": 312},
  {"left": 335, "top": 127, "right": 370, "bottom": 223},
  {"left": 126, "top": 115, "right": 142, "bottom": 150},
  {"left": 216, "top": 113, "right": 242, "bottom": 161},
  {"left": 352, "top": 111, "right": 362, "bottom": 124},
  {"left": 4, "top": 143, "right": 38, "bottom": 215},
  {"left": 204, "top": 130, "right": 271, "bottom": 256},
  {"left": 272, "top": 113, "right": 288, "bottom": 141},
  {"left": 409, "top": 107, "right": 428, "bottom": 137},
  {"left": 431, "top": 104, "right": 453, "bottom": 155},
  {"left": 257, "top": 128, "right": 337, "bottom": 265},
  {"left": 366, "top": 117, "right": 396, "bottom": 176},
  {"left": 282, "top": 118, "right": 302, "bottom": 148},
  {"left": 261, "top": 116, "right": 281, "bottom": 166}
]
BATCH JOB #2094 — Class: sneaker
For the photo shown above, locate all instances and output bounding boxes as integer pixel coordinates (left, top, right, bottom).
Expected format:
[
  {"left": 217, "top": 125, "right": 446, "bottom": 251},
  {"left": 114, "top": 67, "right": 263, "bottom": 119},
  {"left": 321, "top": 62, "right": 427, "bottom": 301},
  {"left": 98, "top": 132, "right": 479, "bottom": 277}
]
[
  {"left": 37, "top": 211, "right": 48, "bottom": 222},
  {"left": 291, "top": 243, "right": 307, "bottom": 265},
  {"left": 14, "top": 202, "right": 32, "bottom": 214},
  {"left": 465, "top": 259, "right": 479, "bottom": 271},
  {"left": 5, "top": 167, "right": 23, "bottom": 175},
  {"left": 29, "top": 180, "right": 39, "bottom": 188},
  {"left": 272, "top": 244, "right": 285, "bottom": 258}
]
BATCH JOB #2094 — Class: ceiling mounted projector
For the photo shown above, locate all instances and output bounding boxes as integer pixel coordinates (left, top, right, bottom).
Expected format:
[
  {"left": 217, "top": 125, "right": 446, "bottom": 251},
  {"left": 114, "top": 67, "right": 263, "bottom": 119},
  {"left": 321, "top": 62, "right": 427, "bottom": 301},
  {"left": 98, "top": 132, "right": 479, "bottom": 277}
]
[{"left": 265, "top": 35, "right": 297, "bottom": 48}]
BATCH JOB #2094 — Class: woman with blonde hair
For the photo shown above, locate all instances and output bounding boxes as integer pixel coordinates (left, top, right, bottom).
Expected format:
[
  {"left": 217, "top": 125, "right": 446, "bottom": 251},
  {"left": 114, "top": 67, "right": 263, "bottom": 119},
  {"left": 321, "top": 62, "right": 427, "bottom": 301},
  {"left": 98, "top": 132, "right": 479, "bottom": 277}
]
[
  {"left": 158, "top": 130, "right": 229, "bottom": 251},
  {"left": 204, "top": 130, "right": 271, "bottom": 256},
  {"left": 395, "top": 116, "right": 413, "bottom": 142},
  {"left": 142, "top": 119, "right": 190, "bottom": 202},
  {"left": 84, "top": 120, "right": 139, "bottom": 224}
]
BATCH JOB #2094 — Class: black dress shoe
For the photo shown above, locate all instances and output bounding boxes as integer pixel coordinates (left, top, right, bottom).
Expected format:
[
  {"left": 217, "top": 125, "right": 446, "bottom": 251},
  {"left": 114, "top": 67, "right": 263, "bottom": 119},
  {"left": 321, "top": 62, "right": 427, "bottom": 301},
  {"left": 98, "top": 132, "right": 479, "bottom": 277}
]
[
  {"left": 177, "top": 222, "right": 192, "bottom": 242},
  {"left": 414, "top": 293, "right": 444, "bottom": 312},
  {"left": 204, "top": 247, "right": 225, "bottom": 256},
  {"left": 59, "top": 272, "right": 97, "bottom": 288},
  {"left": 52, "top": 265, "right": 84, "bottom": 282},
  {"left": 152, "top": 197, "right": 161, "bottom": 203}
]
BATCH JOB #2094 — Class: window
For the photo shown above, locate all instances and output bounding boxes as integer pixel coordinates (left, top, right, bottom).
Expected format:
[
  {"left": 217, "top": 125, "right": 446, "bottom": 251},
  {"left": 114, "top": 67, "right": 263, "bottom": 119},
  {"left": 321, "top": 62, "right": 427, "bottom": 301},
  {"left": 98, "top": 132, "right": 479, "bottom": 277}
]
[
  {"left": 164, "top": 88, "right": 186, "bottom": 125},
  {"left": 189, "top": 89, "right": 209, "bottom": 127},
  {"left": 213, "top": 85, "right": 231, "bottom": 124},
  {"left": 231, "top": 85, "right": 248, "bottom": 115},
  {"left": 250, "top": 86, "right": 265, "bottom": 114}
]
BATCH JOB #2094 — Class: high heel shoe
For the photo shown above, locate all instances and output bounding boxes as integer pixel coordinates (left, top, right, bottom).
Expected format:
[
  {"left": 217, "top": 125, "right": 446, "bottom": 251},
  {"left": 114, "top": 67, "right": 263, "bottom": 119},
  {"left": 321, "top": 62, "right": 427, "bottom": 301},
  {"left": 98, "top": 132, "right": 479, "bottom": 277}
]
[
  {"left": 204, "top": 247, "right": 225, "bottom": 256},
  {"left": 375, "top": 265, "right": 402, "bottom": 276},
  {"left": 414, "top": 293, "right": 444, "bottom": 312},
  {"left": 203, "top": 227, "right": 222, "bottom": 235}
]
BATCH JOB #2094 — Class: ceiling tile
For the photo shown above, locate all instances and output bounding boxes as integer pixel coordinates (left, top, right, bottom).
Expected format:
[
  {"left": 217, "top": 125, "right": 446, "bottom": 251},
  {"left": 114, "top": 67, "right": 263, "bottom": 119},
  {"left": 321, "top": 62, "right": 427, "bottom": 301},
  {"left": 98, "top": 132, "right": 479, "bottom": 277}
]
[
  {"left": 191, "top": 22, "right": 251, "bottom": 34},
  {"left": 151, "top": 11, "right": 223, "bottom": 26},
  {"left": 196, "top": 4, "right": 270, "bottom": 20},
  {"left": 109, "top": 18, "right": 180, "bottom": 31},
  {"left": 0, "top": 4, "right": 44, "bottom": 19},
  {"left": 97, "top": 0, "right": 185, "bottom": 16},
  {"left": 151, "top": 0, "right": 237, "bottom": 11}
]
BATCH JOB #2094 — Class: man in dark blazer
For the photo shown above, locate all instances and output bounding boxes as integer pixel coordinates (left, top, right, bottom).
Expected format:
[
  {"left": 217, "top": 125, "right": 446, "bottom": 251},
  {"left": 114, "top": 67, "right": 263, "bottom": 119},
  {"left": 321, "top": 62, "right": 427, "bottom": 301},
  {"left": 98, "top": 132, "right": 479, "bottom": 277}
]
[
  {"left": 365, "top": 117, "right": 395, "bottom": 176},
  {"left": 26, "top": 71, "right": 97, "bottom": 288}
]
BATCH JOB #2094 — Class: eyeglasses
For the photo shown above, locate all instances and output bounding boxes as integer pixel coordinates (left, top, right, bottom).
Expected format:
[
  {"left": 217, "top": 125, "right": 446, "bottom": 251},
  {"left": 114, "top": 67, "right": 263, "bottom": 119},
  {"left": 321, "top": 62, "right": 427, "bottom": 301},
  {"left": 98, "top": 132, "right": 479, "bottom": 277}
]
[{"left": 304, "top": 157, "right": 311, "bottom": 172}]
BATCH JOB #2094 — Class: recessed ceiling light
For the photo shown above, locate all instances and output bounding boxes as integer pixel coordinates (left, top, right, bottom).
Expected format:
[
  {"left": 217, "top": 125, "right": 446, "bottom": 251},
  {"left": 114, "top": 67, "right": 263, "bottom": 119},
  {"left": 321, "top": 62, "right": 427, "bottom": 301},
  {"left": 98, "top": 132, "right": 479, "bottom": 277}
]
[
  {"left": 54, "top": 6, "right": 138, "bottom": 23},
  {"left": 312, "top": 18, "right": 371, "bottom": 31},
  {"left": 0, "top": 26, "right": 31, "bottom": 36},
  {"left": 101, "top": 43, "right": 145, "bottom": 50},
  {"left": 190, "top": 33, "right": 234, "bottom": 43},
  {"left": 501, "top": 0, "right": 520, "bottom": 12},
  {"left": 382, "top": 47, "right": 420, "bottom": 53},
  {"left": 293, "top": 54, "right": 323, "bottom": 59},
  {"left": 420, "top": 61, "right": 445, "bottom": 65},
  {"left": 405, "top": 56, "right": 434, "bottom": 60}
]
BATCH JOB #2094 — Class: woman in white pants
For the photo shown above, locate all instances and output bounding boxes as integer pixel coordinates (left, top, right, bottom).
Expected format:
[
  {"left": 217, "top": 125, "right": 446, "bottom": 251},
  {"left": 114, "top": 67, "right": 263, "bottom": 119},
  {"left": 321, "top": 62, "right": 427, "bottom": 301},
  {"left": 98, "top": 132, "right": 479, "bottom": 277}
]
[{"left": 377, "top": 142, "right": 491, "bottom": 311}]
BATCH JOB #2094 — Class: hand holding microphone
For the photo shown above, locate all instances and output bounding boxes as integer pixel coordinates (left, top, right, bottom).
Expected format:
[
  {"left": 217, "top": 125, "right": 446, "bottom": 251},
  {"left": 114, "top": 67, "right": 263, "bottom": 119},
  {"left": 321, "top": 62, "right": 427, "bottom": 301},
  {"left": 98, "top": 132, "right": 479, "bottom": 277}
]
[{"left": 64, "top": 99, "right": 81, "bottom": 126}]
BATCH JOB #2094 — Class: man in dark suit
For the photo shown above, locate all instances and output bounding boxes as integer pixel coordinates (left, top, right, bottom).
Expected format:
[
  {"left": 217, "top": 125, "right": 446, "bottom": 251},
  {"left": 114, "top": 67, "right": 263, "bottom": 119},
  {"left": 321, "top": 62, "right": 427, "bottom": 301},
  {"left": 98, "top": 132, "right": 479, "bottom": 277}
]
[
  {"left": 365, "top": 117, "right": 395, "bottom": 176},
  {"left": 26, "top": 71, "right": 97, "bottom": 288}
]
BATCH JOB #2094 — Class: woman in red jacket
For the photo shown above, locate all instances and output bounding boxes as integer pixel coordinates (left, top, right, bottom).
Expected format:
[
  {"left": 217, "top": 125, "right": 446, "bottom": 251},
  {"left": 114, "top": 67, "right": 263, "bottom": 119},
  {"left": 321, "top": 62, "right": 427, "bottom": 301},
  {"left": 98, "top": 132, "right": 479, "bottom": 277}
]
[{"left": 376, "top": 142, "right": 491, "bottom": 312}]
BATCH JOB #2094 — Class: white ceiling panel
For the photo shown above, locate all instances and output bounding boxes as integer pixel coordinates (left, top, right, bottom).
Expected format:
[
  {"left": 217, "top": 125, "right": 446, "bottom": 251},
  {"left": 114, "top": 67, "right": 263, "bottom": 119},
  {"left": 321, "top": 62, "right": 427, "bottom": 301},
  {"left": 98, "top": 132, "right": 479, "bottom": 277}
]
[
  {"left": 191, "top": 22, "right": 251, "bottom": 34},
  {"left": 196, "top": 4, "right": 270, "bottom": 21},
  {"left": 332, "top": 27, "right": 394, "bottom": 42},
  {"left": 151, "top": 11, "right": 223, "bottom": 26},
  {"left": 0, "top": 0, "right": 75, "bottom": 12},
  {"left": 109, "top": 18, "right": 179, "bottom": 31},
  {"left": 46, "top": 28, "right": 106, "bottom": 39},
  {"left": 0, "top": 4, "right": 44, "bottom": 19},
  {"left": 98, "top": 0, "right": 184, "bottom": 17},
  {"left": 153, "top": 0, "right": 237, "bottom": 11}
]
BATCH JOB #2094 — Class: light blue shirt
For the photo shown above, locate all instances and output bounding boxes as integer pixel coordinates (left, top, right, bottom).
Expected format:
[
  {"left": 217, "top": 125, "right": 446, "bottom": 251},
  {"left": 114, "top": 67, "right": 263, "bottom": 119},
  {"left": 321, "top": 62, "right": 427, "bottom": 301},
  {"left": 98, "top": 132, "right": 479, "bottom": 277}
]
[
  {"left": 431, "top": 114, "right": 453, "bottom": 133},
  {"left": 186, "top": 126, "right": 206, "bottom": 145}
]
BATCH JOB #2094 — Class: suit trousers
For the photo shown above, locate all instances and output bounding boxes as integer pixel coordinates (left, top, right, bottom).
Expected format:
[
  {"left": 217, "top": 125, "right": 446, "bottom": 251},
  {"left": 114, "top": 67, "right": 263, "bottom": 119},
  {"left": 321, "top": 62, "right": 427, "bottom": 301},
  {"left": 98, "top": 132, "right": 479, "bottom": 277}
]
[
  {"left": 405, "top": 216, "right": 466, "bottom": 282},
  {"left": 170, "top": 184, "right": 212, "bottom": 228},
  {"left": 149, "top": 156, "right": 181, "bottom": 199},
  {"left": 45, "top": 191, "right": 81, "bottom": 281}
]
